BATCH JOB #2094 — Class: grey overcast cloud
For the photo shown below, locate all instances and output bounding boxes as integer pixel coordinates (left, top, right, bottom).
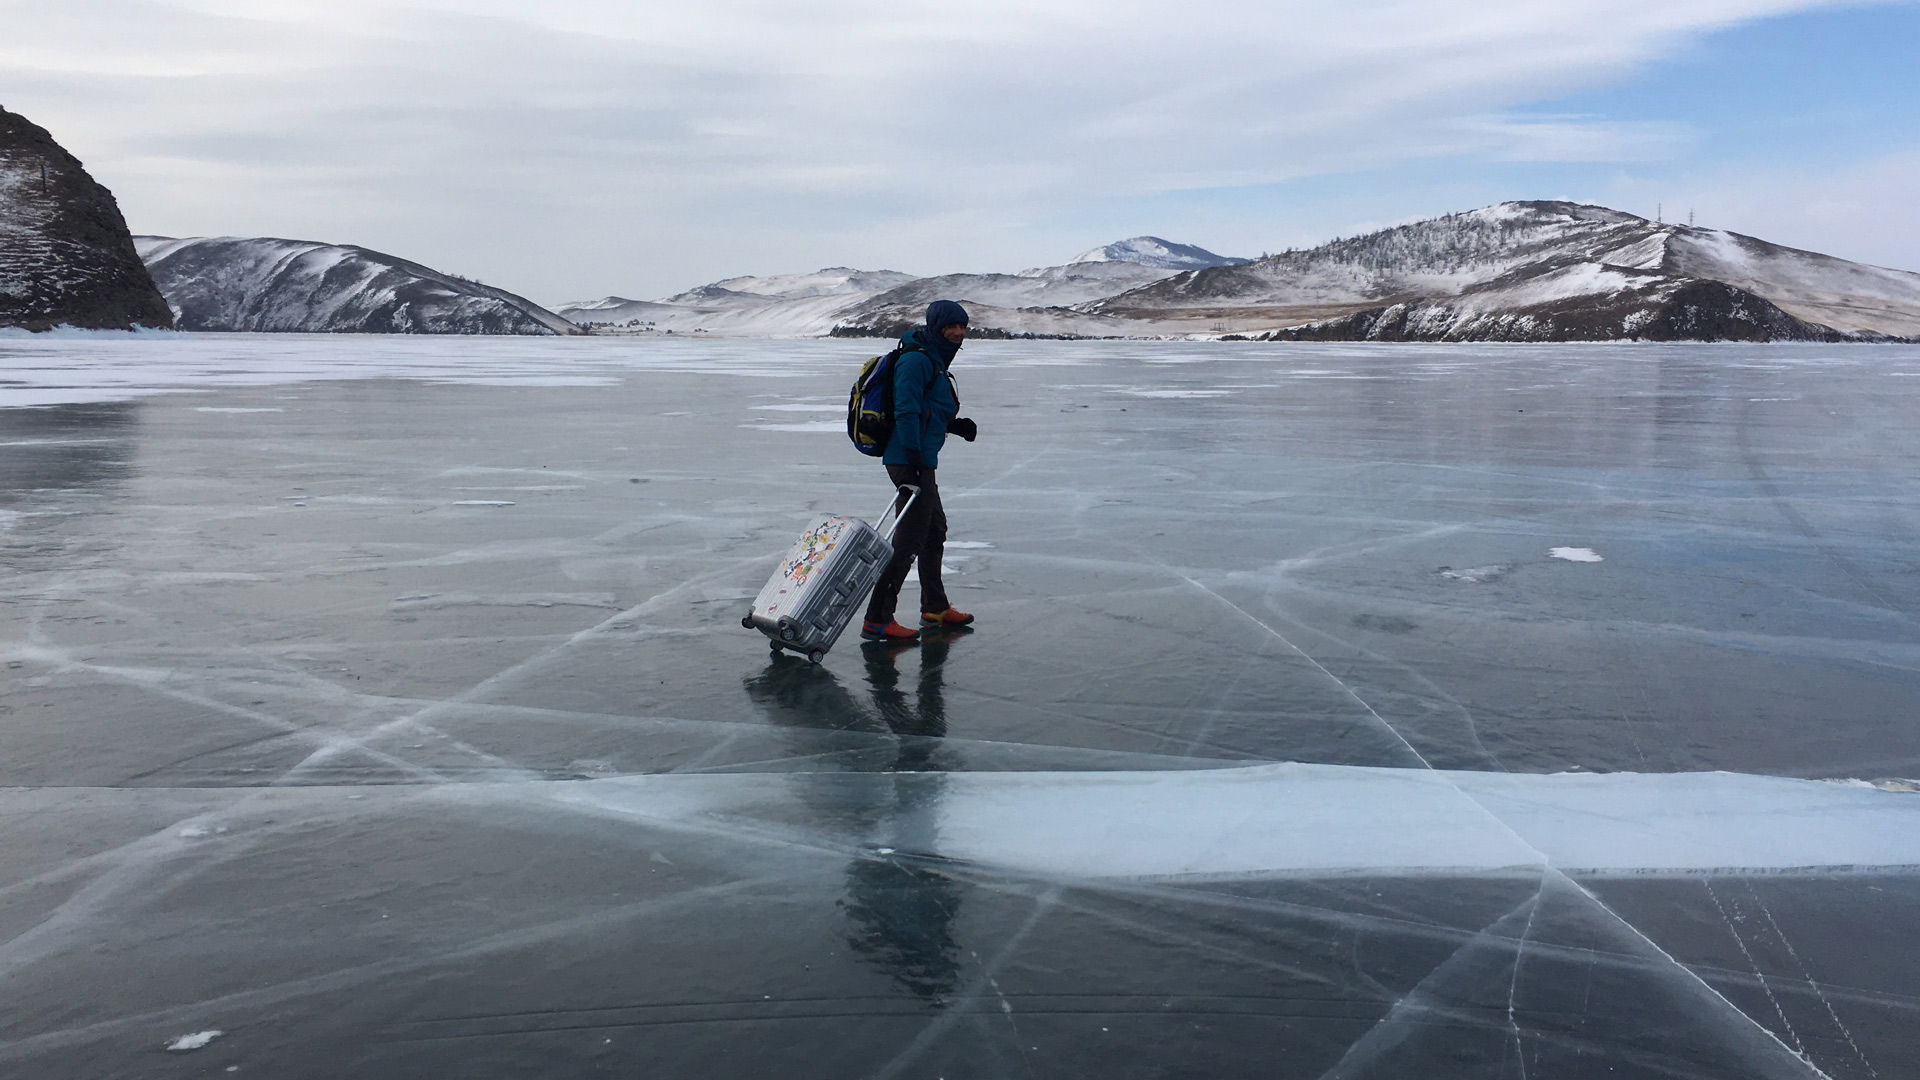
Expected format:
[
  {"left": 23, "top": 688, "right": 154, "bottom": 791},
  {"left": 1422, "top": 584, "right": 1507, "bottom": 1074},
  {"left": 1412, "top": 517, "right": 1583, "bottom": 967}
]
[{"left": 3, "top": 0, "right": 1915, "bottom": 302}]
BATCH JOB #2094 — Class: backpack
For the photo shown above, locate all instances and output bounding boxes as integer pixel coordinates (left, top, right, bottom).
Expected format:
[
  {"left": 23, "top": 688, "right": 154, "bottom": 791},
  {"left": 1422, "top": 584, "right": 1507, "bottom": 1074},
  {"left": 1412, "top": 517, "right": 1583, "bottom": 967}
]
[
  {"left": 846, "top": 343, "right": 961, "bottom": 457},
  {"left": 847, "top": 345, "right": 907, "bottom": 456}
]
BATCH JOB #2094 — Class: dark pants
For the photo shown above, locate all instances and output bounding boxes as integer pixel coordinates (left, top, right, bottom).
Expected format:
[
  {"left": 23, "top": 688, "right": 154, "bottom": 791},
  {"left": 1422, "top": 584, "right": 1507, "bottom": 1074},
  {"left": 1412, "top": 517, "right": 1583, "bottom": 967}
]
[{"left": 865, "top": 465, "right": 948, "bottom": 624}]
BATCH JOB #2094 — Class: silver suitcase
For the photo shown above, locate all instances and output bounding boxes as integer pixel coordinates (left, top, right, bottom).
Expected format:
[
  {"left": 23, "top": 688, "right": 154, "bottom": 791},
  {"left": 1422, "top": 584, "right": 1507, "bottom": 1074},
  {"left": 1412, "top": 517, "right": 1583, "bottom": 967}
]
[{"left": 742, "top": 485, "right": 919, "bottom": 663}]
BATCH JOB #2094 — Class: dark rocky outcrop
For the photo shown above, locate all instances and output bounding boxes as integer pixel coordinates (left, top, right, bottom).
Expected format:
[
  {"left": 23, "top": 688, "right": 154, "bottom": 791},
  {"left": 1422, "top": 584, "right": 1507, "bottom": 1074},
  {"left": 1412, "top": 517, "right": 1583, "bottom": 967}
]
[
  {"left": 1264, "top": 276, "right": 1849, "bottom": 343},
  {"left": 0, "top": 106, "right": 172, "bottom": 331}
]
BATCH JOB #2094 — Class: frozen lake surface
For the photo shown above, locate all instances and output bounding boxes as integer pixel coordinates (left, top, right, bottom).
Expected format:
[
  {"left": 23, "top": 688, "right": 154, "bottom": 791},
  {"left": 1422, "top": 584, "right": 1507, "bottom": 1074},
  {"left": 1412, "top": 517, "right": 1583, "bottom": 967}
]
[{"left": 2, "top": 333, "right": 1918, "bottom": 1077}]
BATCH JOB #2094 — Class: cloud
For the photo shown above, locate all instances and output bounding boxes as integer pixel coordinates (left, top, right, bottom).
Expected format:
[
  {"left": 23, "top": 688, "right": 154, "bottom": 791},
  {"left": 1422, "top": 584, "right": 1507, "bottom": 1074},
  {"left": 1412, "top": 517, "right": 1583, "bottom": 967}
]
[
  {"left": 1449, "top": 114, "right": 1697, "bottom": 163},
  {"left": 0, "top": 0, "right": 1878, "bottom": 298}
]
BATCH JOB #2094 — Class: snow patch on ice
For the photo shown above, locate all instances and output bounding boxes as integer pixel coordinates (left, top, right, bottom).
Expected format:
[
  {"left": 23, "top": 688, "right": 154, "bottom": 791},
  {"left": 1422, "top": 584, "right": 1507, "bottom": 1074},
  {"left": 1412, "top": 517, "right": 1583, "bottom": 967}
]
[
  {"left": 1549, "top": 546, "right": 1603, "bottom": 562},
  {"left": 450, "top": 500, "right": 516, "bottom": 507},
  {"left": 165, "top": 1030, "right": 223, "bottom": 1051}
]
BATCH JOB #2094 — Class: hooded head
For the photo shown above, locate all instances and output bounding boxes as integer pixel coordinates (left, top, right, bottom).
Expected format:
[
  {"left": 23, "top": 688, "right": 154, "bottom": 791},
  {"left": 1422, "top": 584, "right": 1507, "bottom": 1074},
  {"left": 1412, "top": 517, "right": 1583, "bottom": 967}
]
[
  {"left": 926, "top": 299, "right": 969, "bottom": 336},
  {"left": 921, "top": 300, "right": 969, "bottom": 364}
]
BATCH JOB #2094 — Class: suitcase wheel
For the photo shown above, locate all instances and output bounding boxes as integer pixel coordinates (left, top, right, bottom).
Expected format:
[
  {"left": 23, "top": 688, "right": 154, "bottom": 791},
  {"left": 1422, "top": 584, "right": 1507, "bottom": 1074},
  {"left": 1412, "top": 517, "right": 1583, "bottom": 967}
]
[
  {"left": 741, "top": 614, "right": 755, "bottom": 629},
  {"left": 769, "top": 639, "right": 783, "bottom": 653},
  {"left": 806, "top": 649, "right": 825, "bottom": 665}
]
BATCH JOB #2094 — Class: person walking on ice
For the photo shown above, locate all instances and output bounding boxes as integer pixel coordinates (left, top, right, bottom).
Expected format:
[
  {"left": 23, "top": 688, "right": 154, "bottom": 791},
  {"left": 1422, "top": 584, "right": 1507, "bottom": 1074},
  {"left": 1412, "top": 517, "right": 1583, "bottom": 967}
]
[{"left": 861, "top": 300, "right": 979, "bottom": 643}]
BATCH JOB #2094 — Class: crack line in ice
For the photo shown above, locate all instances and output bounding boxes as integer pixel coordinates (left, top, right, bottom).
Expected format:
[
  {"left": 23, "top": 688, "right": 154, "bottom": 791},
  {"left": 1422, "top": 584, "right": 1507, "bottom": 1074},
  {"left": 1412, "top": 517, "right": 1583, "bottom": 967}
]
[
  {"left": 4, "top": 608, "right": 505, "bottom": 785},
  {"left": 1738, "top": 400, "right": 1913, "bottom": 624},
  {"left": 1318, "top": 870, "right": 1833, "bottom": 1080},
  {"left": 1045, "top": 889, "right": 1339, "bottom": 990},
  {"left": 962, "top": 682, "right": 1273, "bottom": 761},
  {"left": 4, "top": 577, "right": 526, "bottom": 784},
  {"left": 0, "top": 875, "right": 781, "bottom": 1065},
  {"left": 267, "top": 555, "right": 774, "bottom": 786},
  {"left": 1161, "top": 568, "right": 1432, "bottom": 769},
  {"left": 1317, "top": 884, "right": 1544, "bottom": 1079},
  {"left": 1744, "top": 882, "right": 1880, "bottom": 1078},
  {"left": 975, "top": 958, "right": 1032, "bottom": 1076},
  {"left": 1178, "top": 640, "right": 1271, "bottom": 758},
  {"left": 91, "top": 669, "right": 451, "bottom": 784},
  {"left": 1505, "top": 877, "right": 1545, "bottom": 1080},
  {"left": 0, "top": 801, "right": 283, "bottom": 980},
  {"left": 1256, "top": 579, "right": 1504, "bottom": 769},
  {"left": 1705, "top": 880, "right": 1813, "bottom": 1062},
  {"left": 864, "top": 885, "right": 1061, "bottom": 1080},
  {"left": 1584, "top": 874, "right": 1832, "bottom": 1080}
]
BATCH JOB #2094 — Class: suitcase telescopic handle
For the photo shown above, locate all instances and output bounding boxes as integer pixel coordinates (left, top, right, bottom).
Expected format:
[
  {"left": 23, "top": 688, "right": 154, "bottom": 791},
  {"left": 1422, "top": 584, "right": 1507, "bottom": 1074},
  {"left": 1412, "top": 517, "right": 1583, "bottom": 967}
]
[{"left": 876, "top": 484, "right": 920, "bottom": 542}]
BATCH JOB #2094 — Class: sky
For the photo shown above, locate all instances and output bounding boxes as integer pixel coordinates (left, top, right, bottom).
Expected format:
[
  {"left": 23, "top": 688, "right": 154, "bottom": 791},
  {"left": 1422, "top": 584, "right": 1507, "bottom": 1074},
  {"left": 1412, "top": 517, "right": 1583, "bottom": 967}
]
[{"left": 1, "top": 0, "right": 1916, "bottom": 304}]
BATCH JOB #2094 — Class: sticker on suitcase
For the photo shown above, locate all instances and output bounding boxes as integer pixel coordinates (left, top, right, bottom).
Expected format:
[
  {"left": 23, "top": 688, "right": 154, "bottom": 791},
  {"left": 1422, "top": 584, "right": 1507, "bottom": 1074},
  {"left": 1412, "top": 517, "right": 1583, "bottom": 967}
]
[{"left": 762, "top": 515, "right": 853, "bottom": 615}]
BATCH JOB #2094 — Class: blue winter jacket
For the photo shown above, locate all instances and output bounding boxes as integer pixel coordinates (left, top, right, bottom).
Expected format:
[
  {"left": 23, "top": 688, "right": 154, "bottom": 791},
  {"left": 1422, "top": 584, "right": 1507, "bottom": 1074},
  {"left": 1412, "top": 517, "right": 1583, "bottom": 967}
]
[{"left": 882, "top": 328, "right": 959, "bottom": 469}]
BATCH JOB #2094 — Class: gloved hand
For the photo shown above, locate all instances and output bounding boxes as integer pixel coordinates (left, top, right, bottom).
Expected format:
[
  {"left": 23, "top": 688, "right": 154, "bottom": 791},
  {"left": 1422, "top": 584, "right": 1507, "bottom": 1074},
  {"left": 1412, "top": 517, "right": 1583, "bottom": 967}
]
[{"left": 946, "top": 417, "right": 977, "bottom": 442}]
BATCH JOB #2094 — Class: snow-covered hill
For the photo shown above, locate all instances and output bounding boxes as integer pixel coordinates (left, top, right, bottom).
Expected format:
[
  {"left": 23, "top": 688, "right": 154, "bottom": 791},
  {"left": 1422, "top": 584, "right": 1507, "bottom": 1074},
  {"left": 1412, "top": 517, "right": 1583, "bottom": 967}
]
[
  {"left": 557, "top": 240, "right": 1238, "bottom": 338},
  {"left": 1097, "top": 202, "right": 1920, "bottom": 341},
  {"left": 1069, "top": 236, "right": 1249, "bottom": 270},
  {"left": 136, "top": 236, "right": 581, "bottom": 335},
  {"left": 668, "top": 266, "right": 919, "bottom": 303}
]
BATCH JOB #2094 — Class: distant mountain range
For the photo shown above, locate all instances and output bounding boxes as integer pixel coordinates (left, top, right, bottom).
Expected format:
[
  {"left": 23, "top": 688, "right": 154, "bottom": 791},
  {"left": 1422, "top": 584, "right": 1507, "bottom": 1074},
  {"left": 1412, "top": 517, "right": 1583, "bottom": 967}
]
[
  {"left": 556, "top": 236, "right": 1249, "bottom": 338},
  {"left": 134, "top": 236, "right": 579, "bottom": 335},
  {"left": 562, "top": 208, "right": 1920, "bottom": 342},
  {"left": 125, "top": 210, "right": 1920, "bottom": 343},
  {"left": 1094, "top": 202, "right": 1920, "bottom": 342}
]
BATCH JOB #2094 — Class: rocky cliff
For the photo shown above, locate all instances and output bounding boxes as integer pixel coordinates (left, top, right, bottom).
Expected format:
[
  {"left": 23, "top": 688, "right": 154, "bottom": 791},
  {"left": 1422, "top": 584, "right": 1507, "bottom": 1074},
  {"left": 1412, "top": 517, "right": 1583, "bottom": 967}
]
[{"left": 0, "top": 106, "right": 172, "bottom": 332}]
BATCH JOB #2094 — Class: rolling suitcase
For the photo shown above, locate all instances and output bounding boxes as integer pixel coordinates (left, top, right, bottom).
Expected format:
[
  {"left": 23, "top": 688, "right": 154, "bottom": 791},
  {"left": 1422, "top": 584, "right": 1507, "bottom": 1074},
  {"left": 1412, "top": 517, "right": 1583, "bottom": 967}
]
[{"left": 742, "top": 484, "right": 919, "bottom": 663}]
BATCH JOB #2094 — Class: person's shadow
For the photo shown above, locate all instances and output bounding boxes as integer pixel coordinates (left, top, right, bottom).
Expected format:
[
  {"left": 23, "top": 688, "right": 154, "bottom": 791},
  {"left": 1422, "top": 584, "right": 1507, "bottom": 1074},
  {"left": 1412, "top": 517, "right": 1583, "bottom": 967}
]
[{"left": 739, "top": 627, "right": 973, "bottom": 1002}]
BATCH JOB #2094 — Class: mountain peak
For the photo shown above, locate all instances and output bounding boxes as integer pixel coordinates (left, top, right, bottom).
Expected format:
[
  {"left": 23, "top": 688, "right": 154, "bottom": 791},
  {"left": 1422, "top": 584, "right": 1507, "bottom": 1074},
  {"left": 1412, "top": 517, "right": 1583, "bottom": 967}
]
[{"left": 1070, "top": 236, "right": 1249, "bottom": 270}]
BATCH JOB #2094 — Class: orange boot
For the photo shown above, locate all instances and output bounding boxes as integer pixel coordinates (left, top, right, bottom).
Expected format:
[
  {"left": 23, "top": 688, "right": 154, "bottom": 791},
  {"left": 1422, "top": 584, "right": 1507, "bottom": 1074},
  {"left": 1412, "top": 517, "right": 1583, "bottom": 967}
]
[
  {"left": 861, "top": 619, "right": 921, "bottom": 642},
  {"left": 920, "top": 608, "right": 974, "bottom": 626}
]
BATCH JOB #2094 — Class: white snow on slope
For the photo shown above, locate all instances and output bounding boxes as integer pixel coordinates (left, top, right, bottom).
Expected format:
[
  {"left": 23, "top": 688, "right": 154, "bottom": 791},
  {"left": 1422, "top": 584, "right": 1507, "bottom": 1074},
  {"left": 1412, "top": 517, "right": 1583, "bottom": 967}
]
[
  {"left": 0, "top": 156, "right": 57, "bottom": 301},
  {"left": 1668, "top": 227, "right": 1920, "bottom": 337},
  {"left": 694, "top": 266, "right": 920, "bottom": 301},
  {"left": 565, "top": 204, "right": 1920, "bottom": 339},
  {"left": 567, "top": 291, "right": 882, "bottom": 337},
  {"left": 135, "top": 236, "right": 580, "bottom": 336},
  {"left": 559, "top": 236, "right": 1240, "bottom": 338},
  {"left": 1070, "top": 235, "right": 1250, "bottom": 270},
  {"left": 1099, "top": 201, "right": 1920, "bottom": 339}
]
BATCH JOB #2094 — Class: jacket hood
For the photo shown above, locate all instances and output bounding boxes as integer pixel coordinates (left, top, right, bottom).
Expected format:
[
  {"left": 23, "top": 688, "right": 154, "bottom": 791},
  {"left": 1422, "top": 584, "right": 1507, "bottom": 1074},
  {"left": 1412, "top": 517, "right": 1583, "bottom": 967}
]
[
  {"left": 925, "top": 299, "right": 969, "bottom": 333},
  {"left": 903, "top": 325, "right": 960, "bottom": 368}
]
